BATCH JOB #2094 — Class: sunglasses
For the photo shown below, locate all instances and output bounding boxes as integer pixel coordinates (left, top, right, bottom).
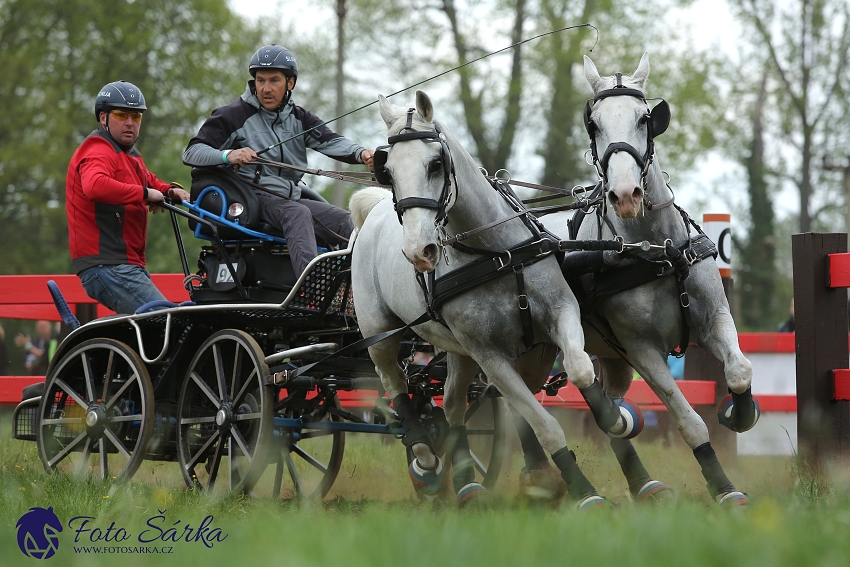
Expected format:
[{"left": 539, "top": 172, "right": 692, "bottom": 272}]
[{"left": 110, "top": 109, "right": 143, "bottom": 123}]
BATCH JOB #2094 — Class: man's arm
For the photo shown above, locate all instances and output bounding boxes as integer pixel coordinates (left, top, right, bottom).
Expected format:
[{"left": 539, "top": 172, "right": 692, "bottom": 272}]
[
  {"left": 184, "top": 98, "right": 254, "bottom": 166},
  {"left": 78, "top": 140, "right": 148, "bottom": 205}
]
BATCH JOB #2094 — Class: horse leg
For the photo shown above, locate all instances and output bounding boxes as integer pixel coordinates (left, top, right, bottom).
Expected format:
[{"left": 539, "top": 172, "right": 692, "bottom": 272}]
[
  {"left": 555, "top": 324, "right": 640, "bottom": 440},
  {"left": 626, "top": 346, "right": 745, "bottom": 505},
  {"left": 703, "top": 313, "right": 758, "bottom": 433},
  {"left": 475, "top": 352, "right": 606, "bottom": 509},
  {"left": 598, "top": 357, "right": 673, "bottom": 501},
  {"left": 443, "top": 354, "right": 487, "bottom": 505},
  {"left": 367, "top": 337, "right": 443, "bottom": 495}
]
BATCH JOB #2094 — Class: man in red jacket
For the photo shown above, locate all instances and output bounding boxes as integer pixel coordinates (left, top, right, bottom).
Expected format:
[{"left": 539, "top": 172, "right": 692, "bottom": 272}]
[{"left": 66, "top": 81, "right": 190, "bottom": 314}]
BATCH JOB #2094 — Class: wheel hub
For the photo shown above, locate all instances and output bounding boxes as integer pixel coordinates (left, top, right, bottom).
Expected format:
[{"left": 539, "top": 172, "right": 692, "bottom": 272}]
[
  {"left": 85, "top": 405, "right": 107, "bottom": 435},
  {"left": 215, "top": 405, "right": 233, "bottom": 428}
]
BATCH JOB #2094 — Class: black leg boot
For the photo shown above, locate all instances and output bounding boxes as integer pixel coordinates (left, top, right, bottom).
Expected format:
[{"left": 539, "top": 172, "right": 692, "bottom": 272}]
[{"left": 551, "top": 447, "right": 605, "bottom": 509}]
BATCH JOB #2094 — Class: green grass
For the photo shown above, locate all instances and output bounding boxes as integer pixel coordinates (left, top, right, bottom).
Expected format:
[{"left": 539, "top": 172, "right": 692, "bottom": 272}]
[{"left": 1, "top": 409, "right": 849, "bottom": 567}]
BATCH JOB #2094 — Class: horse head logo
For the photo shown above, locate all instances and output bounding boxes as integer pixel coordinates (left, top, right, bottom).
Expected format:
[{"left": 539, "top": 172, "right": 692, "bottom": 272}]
[{"left": 16, "top": 507, "right": 63, "bottom": 559}]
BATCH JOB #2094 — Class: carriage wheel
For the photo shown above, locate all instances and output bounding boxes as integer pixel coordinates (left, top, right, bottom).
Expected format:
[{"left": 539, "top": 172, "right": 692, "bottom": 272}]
[
  {"left": 266, "top": 389, "right": 345, "bottom": 502},
  {"left": 406, "top": 387, "right": 509, "bottom": 498},
  {"left": 177, "top": 329, "right": 272, "bottom": 494},
  {"left": 464, "top": 389, "right": 509, "bottom": 489},
  {"left": 36, "top": 338, "right": 154, "bottom": 481}
]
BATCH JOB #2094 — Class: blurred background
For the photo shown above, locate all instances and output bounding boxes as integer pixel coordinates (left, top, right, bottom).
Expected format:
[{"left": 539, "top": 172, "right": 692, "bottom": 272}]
[{"left": 0, "top": 0, "right": 848, "bottom": 372}]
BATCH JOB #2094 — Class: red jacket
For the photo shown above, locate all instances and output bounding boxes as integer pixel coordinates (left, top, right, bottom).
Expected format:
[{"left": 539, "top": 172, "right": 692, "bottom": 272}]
[{"left": 66, "top": 128, "right": 171, "bottom": 274}]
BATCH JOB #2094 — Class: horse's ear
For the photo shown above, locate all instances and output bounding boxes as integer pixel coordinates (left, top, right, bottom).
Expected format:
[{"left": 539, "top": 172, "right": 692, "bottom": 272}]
[
  {"left": 415, "top": 90, "right": 434, "bottom": 123},
  {"left": 584, "top": 55, "right": 604, "bottom": 93},
  {"left": 631, "top": 52, "right": 650, "bottom": 90},
  {"left": 379, "top": 95, "right": 401, "bottom": 129}
]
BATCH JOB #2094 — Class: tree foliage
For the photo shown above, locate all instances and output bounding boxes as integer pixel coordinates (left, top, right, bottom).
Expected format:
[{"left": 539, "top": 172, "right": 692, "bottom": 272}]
[{"left": 0, "top": 0, "right": 265, "bottom": 274}]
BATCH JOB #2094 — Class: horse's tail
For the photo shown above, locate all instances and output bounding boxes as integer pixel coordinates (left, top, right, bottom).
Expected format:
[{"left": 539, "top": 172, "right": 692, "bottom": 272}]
[{"left": 349, "top": 187, "right": 392, "bottom": 229}]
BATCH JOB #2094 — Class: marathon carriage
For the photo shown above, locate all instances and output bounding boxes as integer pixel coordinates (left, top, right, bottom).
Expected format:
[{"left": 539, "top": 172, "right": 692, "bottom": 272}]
[{"left": 11, "top": 166, "right": 508, "bottom": 500}]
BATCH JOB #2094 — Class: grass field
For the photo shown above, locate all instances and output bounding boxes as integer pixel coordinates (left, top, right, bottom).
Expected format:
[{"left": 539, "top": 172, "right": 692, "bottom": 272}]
[{"left": 1, "top": 408, "right": 849, "bottom": 567}]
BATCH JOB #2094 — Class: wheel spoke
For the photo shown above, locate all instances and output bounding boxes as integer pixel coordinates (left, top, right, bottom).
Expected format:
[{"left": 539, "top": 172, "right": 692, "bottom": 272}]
[
  {"left": 190, "top": 371, "right": 221, "bottom": 408},
  {"left": 186, "top": 429, "right": 220, "bottom": 470},
  {"left": 81, "top": 352, "right": 96, "bottom": 402},
  {"left": 233, "top": 412, "right": 261, "bottom": 421},
  {"left": 229, "top": 424, "right": 253, "bottom": 463},
  {"left": 283, "top": 450, "right": 305, "bottom": 497},
  {"left": 54, "top": 378, "right": 89, "bottom": 411},
  {"left": 212, "top": 344, "right": 227, "bottom": 402},
  {"left": 110, "top": 414, "right": 144, "bottom": 423},
  {"left": 180, "top": 415, "right": 217, "bottom": 425},
  {"left": 464, "top": 397, "right": 484, "bottom": 422},
  {"left": 469, "top": 449, "right": 487, "bottom": 476},
  {"left": 76, "top": 438, "right": 93, "bottom": 476},
  {"left": 232, "top": 368, "right": 258, "bottom": 406},
  {"left": 101, "top": 350, "right": 116, "bottom": 401},
  {"left": 42, "top": 417, "right": 84, "bottom": 426},
  {"left": 466, "top": 429, "right": 495, "bottom": 436},
  {"left": 103, "top": 427, "right": 132, "bottom": 460},
  {"left": 292, "top": 445, "right": 328, "bottom": 474},
  {"left": 105, "top": 373, "right": 138, "bottom": 410},
  {"left": 206, "top": 433, "right": 226, "bottom": 491},
  {"left": 230, "top": 346, "right": 243, "bottom": 400},
  {"left": 99, "top": 438, "right": 109, "bottom": 479},
  {"left": 46, "top": 431, "right": 88, "bottom": 468}
]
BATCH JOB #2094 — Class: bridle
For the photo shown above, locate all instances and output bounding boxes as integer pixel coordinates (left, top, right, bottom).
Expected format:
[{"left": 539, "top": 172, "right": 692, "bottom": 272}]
[
  {"left": 584, "top": 72, "right": 673, "bottom": 211},
  {"left": 373, "top": 108, "right": 457, "bottom": 226}
]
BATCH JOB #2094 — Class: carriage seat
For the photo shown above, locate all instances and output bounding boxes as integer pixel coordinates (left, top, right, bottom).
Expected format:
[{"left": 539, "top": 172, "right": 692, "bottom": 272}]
[{"left": 188, "top": 167, "right": 330, "bottom": 243}]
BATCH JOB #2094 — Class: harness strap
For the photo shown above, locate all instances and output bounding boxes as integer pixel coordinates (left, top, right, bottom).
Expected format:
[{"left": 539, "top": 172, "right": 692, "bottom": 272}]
[{"left": 514, "top": 265, "right": 535, "bottom": 351}]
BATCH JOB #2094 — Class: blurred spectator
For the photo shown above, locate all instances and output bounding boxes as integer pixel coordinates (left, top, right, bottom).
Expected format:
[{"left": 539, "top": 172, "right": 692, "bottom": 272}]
[
  {"left": 14, "top": 320, "right": 58, "bottom": 375},
  {"left": 667, "top": 354, "right": 684, "bottom": 380},
  {"left": 0, "top": 324, "right": 9, "bottom": 375},
  {"left": 778, "top": 298, "right": 794, "bottom": 332}
]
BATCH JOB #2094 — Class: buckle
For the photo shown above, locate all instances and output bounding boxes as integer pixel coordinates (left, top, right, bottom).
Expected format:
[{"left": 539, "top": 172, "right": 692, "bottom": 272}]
[
  {"left": 518, "top": 294, "right": 529, "bottom": 310},
  {"left": 680, "top": 291, "right": 690, "bottom": 308},
  {"left": 496, "top": 250, "right": 513, "bottom": 271}
]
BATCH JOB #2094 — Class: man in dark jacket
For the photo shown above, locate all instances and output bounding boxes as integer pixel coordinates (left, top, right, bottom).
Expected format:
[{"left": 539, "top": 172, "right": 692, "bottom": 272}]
[
  {"left": 66, "top": 81, "right": 190, "bottom": 314},
  {"left": 183, "top": 45, "right": 374, "bottom": 276}
]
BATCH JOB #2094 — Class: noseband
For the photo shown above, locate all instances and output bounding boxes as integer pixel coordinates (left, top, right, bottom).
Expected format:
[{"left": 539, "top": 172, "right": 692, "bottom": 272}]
[
  {"left": 584, "top": 73, "right": 672, "bottom": 209},
  {"left": 373, "top": 108, "right": 457, "bottom": 226}
]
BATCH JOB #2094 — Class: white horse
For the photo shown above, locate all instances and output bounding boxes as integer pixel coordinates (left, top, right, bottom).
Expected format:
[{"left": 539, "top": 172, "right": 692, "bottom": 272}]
[
  {"left": 350, "top": 92, "right": 644, "bottom": 509},
  {"left": 526, "top": 53, "right": 756, "bottom": 505}
]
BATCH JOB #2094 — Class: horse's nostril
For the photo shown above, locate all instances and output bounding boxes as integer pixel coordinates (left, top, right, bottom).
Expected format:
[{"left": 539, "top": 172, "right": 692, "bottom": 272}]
[
  {"left": 633, "top": 187, "right": 643, "bottom": 199},
  {"left": 608, "top": 191, "right": 618, "bottom": 204},
  {"left": 423, "top": 244, "right": 438, "bottom": 262}
]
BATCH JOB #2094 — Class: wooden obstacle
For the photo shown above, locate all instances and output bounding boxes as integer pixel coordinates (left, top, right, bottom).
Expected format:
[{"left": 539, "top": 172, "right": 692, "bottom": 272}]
[{"left": 792, "top": 233, "right": 850, "bottom": 467}]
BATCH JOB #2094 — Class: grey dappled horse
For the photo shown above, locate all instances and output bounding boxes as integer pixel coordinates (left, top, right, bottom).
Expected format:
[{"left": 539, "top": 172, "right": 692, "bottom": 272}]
[
  {"left": 535, "top": 54, "right": 757, "bottom": 505},
  {"left": 350, "top": 92, "right": 640, "bottom": 509}
]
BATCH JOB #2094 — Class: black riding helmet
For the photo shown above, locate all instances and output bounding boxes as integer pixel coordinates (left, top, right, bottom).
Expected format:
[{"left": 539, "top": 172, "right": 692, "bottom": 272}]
[
  {"left": 249, "top": 45, "right": 298, "bottom": 85},
  {"left": 94, "top": 81, "right": 147, "bottom": 121}
]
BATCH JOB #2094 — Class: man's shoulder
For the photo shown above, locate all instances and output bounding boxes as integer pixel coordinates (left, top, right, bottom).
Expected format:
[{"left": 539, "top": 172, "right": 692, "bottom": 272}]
[{"left": 209, "top": 96, "right": 258, "bottom": 126}]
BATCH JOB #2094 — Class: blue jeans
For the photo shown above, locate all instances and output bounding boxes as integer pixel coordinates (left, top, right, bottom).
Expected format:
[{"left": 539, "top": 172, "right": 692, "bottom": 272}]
[{"left": 79, "top": 264, "right": 166, "bottom": 315}]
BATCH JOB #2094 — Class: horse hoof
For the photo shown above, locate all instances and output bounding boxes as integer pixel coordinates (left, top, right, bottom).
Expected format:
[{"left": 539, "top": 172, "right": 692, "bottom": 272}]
[
  {"left": 576, "top": 495, "right": 609, "bottom": 511},
  {"left": 409, "top": 457, "right": 445, "bottom": 497},
  {"left": 717, "top": 491, "right": 748, "bottom": 506},
  {"left": 519, "top": 465, "right": 567, "bottom": 502},
  {"left": 457, "top": 483, "right": 487, "bottom": 508},
  {"left": 636, "top": 480, "right": 675, "bottom": 503},
  {"left": 609, "top": 398, "right": 644, "bottom": 439},
  {"left": 718, "top": 394, "right": 761, "bottom": 433}
]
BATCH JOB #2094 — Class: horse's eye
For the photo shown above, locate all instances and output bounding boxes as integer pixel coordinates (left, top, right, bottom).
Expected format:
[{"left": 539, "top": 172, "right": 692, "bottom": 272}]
[
  {"left": 428, "top": 158, "right": 443, "bottom": 176},
  {"left": 639, "top": 114, "right": 650, "bottom": 125}
]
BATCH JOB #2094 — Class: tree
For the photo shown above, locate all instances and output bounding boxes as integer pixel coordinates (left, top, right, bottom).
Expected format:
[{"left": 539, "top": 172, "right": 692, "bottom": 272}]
[
  {"left": 732, "top": 0, "right": 850, "bottom": 233},
  {"left": 0, "top": 0, "right": 265, "bottom": 274},
  {"left": 736, "top": 70, "right": 779, "bottom": 330}
]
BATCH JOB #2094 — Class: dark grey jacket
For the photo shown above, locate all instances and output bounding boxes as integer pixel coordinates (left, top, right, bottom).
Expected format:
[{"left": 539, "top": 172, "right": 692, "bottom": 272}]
[{"left": 183, "top": 82, "right": 365, "bottom": 199}]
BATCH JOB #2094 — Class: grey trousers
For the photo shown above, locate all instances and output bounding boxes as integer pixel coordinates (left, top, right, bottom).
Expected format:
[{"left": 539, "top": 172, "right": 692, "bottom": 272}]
[{"left": 256, "top": 192, "right": 353, "bottom": 275}]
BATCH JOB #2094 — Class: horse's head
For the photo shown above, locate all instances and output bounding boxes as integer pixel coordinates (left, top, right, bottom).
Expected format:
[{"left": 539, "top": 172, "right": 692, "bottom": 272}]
[
  {"left": 583, "top": 53, "right": 671, "bottom": 219},
  {"left": 377, "top": 90, "right": 454, "bottom": 273}
]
